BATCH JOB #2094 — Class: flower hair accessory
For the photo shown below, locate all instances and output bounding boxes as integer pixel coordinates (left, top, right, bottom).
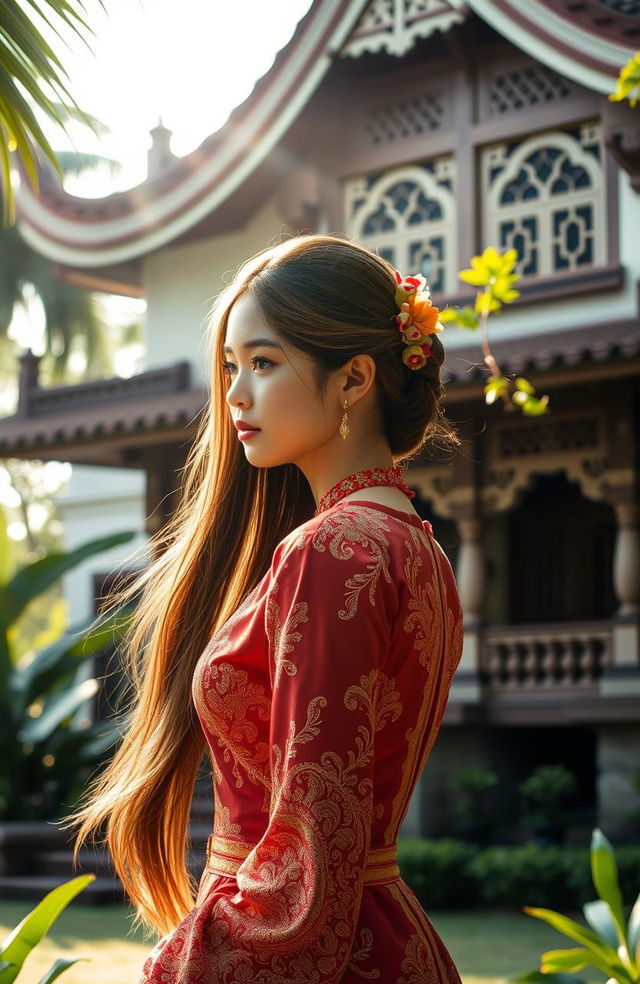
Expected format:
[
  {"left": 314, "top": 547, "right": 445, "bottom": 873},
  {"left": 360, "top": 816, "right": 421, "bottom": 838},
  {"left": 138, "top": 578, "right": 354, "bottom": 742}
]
[{"left": 394, "top": 270, "right": 444, "bottom": 370}]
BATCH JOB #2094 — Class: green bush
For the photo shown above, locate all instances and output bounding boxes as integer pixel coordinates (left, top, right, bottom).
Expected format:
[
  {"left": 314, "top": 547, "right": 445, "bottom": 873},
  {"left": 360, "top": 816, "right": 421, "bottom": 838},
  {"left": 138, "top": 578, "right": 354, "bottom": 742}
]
[
  {"left": 519, "top": 764, "right": 577, "bottom": 844},
  {"left": 397, "top": 838, "right": 479, "bottom": 908},
  {"left": 448, "top": 766, "right": 498, "bottom": 844},
  {"left": 468, "top": 844, "right": 583, "bottom": 909},
  {"left": 396, "top": 838, "right": 640, "bottom": 911}
]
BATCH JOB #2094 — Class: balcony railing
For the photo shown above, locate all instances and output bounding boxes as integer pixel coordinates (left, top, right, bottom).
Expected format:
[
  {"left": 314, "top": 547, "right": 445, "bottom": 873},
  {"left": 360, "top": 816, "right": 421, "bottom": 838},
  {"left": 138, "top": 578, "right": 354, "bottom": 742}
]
[{"left": 479, "top": 620, "right": 613, "bottom": 691}]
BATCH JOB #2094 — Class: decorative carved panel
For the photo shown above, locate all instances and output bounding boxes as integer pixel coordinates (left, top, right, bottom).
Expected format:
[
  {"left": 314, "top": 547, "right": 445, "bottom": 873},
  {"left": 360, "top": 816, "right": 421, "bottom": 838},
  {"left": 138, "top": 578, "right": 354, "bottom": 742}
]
[
  {"left": 345, "top": 157, "right": 457, "bottom": 292},
  {"left": 340, "top": 0, "right": 464, "bottom": 58},
  {"left": 364, "top": 90, "right": 444, "bottom": 145},
  {"left": 481, "top": 411, "right": 617, "bottom": 513},
  {"left": 487, "top": 64, "right": 575, "bottom": 116},
  {"left": 482, "top": 122, "right": 606, "bottom": 278}
]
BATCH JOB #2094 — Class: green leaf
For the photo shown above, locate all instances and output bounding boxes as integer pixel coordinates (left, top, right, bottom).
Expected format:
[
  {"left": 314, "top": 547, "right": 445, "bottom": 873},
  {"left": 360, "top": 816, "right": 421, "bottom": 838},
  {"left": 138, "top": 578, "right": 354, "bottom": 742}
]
[
  {"left": 484, "top": 376, "right": 510, "bottom": 406},
  {"left": 1, "top": 530, "right": 136, "bottom": 629},
  {"left": 584, "top": 899, "right": 620, "bottom": 949},
  {"left": 591, "top": 828, "right": 626, "bottom": 942},
  {"left": 37, "top": 956, "right": 90, "bottom": 984},
  {"left": 541, "top": 947, "right": 591, "bottom": 972},
  {"left": 520, "top": 396, "right": 550, "bottom": 416},
  {"left": 12, "top": 607, "right": 132, "bottom": 708},
  {"left": 20, "top": 677, "right": 99, "bottom": 743},
  {"left": 523, "top": 906, "right": 620, "bottom": 965},
  {"left": 628, "top": 889, "right": 640, "bottom": 953},
  {"left": 515, "top": 377, "right": 535, "bottom": 395},
  {"left": 511, "top": 972, "right": 588, "bottom": 984},
  {"left": 0, "top": 874, "right": 94, "bottom": 982},
  {"left": 541, "top": 945, "right": 626, "bottom": 979}
]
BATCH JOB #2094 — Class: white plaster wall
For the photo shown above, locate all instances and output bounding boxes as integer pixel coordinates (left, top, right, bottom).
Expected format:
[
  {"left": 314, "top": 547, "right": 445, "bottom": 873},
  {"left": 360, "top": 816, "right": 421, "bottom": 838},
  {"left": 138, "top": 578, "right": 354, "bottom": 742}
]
[
  {"left": 142, "top": 199, "right": 287, "bottom": 382},
  {"left": 56, "top": 465, "right": 148, "bottom": 625}
]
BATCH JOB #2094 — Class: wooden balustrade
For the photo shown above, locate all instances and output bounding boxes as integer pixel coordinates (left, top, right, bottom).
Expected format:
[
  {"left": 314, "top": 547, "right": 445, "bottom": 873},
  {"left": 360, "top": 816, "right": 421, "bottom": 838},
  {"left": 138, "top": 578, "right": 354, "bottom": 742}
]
[{"left": 479, "top": 621, "right": 613, "bottom": 690}]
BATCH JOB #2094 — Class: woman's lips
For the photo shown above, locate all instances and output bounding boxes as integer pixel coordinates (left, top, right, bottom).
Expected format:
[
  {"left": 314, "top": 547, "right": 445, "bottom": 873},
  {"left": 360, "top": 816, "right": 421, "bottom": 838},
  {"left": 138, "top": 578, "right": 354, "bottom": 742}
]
[{"left": 237, "top": 427, "right": 261, "bottom": 441}]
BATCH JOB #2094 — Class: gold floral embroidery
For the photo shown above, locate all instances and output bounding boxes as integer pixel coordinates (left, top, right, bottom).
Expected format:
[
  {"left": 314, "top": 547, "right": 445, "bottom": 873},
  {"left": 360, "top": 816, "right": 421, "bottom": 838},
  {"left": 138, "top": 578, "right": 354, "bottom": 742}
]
[
  {"left": 402, "top": 527, "right": 443, "bottom": 668},
  {"left": 387, "top": 881, "right": 455, "bottom": 984},
  {"left": 384, "top": 528, "right": 458, "bottom": 845},
  {"left": 295, "top": 507, "right": 395, "bottom": 619},
  {"left": 265, "top": 580, "right": 306, "bottom": 689},
  {"left": 197, "top": 676, "right": 378, "bottom": 979},
  {"left": 152, "top": 503, "right": 465, "bottom": 984},
  {"left": 346, "top": 926, "right": 381, "bottom": 978},
  {"left": 212, "top": 802, "right": 242, "bottom": 839}
]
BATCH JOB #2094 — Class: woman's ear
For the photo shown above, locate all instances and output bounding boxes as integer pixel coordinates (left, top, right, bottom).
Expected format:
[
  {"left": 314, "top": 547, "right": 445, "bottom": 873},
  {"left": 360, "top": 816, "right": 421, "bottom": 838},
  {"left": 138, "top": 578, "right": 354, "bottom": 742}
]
[{"left": 341, "top": 353, "right": 377, "bottom": 404}]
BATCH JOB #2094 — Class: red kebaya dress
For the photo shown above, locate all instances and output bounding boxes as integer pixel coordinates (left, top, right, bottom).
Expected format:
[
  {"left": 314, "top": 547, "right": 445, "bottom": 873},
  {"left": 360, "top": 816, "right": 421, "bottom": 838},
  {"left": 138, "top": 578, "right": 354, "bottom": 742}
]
[{"left": 140, "top": 499, "right": 464, "bottom": 983}]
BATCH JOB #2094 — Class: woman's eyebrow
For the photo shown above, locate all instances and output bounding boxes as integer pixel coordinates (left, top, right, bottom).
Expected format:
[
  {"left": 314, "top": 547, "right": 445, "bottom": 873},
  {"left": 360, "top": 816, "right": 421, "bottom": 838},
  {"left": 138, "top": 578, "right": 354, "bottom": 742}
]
[{"left": 222, "top": 338, "right": 283, "bottom": 354}]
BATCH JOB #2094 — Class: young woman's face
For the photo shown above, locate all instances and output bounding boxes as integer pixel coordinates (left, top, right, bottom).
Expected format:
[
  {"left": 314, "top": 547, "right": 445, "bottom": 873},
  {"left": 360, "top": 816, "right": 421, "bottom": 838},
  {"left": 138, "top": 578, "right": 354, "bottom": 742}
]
[{"left": 222, "top": 290, "right": 341, "bottom": 469}]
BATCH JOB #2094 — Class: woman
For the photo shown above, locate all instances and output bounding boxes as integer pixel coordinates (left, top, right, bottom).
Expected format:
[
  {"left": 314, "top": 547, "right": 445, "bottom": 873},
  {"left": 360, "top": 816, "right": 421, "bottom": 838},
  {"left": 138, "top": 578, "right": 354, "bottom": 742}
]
[{"left": 63, "top": 235, "right": 464, "bottom": 983}]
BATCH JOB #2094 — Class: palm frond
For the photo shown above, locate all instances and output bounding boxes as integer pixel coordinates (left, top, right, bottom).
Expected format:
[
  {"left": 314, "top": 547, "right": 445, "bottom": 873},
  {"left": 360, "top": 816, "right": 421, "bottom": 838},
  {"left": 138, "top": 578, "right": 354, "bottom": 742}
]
[
  {"left": 55, "top": 149, "right": 122, "bottom": 178},
  {"left": 0, "top": 0, "right": 106, "bottom": 225}
]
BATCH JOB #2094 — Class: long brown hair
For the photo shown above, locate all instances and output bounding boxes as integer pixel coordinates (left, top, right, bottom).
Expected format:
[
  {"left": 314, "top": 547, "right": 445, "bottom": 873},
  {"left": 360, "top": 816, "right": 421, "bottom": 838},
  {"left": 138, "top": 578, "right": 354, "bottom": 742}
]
[{"left": 60, "top": 235, "right": 460, "bottom": 938}]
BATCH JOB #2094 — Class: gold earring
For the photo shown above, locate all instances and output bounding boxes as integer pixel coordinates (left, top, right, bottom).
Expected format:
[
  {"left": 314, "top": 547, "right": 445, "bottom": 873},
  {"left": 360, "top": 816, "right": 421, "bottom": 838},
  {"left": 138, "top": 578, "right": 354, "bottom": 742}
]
[{"left": 339, "top": 396, "right": 350, "bottom": 440}]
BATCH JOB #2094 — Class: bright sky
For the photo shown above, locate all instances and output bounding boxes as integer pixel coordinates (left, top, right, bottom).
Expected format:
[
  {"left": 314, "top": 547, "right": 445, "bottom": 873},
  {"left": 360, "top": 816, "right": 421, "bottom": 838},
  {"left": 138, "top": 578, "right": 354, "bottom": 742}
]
[
  {"left": 44, "top": 0, "right": 313, "bottom": 196},
  {"left": 6, "top": 0, "right": 314, "bottom": 390},
  {"left": 4, "top": 2, "right": 315, "bottom": 537}
]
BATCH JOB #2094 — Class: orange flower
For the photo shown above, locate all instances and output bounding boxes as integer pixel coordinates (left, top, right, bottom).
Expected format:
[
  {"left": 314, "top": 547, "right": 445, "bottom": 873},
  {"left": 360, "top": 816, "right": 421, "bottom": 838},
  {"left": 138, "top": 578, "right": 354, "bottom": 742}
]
[
  {"left": 408, "top": 293, "right": 441, "bottom": 335},
  {"left": 393, "top": 269, "right": 444, "bottom": 370}
]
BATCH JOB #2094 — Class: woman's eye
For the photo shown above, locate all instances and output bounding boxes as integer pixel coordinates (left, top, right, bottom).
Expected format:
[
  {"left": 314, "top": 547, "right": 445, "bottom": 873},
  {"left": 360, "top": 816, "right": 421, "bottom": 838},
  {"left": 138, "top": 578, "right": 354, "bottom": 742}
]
[{"left": 221, "top": 356, "right": 273, "bottom": 376}]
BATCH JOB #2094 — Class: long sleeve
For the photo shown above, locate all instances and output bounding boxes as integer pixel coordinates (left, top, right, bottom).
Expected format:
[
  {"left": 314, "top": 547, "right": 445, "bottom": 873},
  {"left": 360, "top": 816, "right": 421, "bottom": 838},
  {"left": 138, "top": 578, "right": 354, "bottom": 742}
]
[{"left": 141, "top": 516, "right": 399, "bottom": 984}]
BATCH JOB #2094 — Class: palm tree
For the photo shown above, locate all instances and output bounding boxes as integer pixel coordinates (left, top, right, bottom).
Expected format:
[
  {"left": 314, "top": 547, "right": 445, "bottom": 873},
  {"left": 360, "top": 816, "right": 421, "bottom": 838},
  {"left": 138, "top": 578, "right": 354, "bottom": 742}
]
[
  {"left": 0, "top": 1, "right": 143, "bottom": 383},
  {"left": 0, "top": 0, "right": 106, "bottom": 225}
]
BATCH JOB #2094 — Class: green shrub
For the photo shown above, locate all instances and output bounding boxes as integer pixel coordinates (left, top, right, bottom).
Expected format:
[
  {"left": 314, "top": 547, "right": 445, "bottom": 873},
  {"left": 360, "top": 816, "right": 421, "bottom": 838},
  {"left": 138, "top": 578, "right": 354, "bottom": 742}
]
[
  {"left": 396, "top": 838, "right": 640, "bottom": 912},
  {"left": 519, "top": 764, "right": 578, "bottom": 844},
  {"left": 468, "top": 843, "right": 578, "bottom": 909},
  {"left": 397, "top": 838, "right": 479, "bottom": 908}
]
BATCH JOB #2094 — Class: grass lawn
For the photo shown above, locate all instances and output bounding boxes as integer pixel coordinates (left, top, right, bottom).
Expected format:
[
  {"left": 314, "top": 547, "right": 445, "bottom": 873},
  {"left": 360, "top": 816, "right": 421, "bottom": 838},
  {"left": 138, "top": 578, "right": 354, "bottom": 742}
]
[{"left": 0, "top": 901, "right": 601, "bottom": 984}]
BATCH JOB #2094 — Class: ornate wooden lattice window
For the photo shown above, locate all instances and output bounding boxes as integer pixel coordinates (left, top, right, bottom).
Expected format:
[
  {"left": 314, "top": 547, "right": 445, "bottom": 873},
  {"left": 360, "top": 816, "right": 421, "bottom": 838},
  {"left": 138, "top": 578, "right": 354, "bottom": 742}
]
[
  {"left": 481, "top": 122, "right": 606, "bottom": 277},
  {"left": 344, "top": 157, "right": 457, "bottom": 292}
]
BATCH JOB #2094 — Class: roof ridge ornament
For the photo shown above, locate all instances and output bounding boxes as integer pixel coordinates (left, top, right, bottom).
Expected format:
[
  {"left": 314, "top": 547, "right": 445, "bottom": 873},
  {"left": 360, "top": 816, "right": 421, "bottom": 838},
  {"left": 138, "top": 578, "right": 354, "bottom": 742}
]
[{"left": 340, "top": 0, "right": 465, "bottom": 58}]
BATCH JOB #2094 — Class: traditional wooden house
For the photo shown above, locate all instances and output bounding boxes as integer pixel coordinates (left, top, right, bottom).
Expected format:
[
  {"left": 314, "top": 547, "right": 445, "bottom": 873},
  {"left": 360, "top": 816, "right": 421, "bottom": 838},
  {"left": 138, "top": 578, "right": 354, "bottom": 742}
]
[{"left": 4, "top": 0, "right": 639, "bottom": 841}]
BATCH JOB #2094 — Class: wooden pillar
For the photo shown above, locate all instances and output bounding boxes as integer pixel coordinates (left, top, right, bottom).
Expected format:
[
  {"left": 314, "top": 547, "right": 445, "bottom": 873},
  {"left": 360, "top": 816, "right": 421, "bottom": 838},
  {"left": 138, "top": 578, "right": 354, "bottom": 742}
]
[
  {"left": 143, "top": 443, "right": 188, "bottom": 545},
  {"left": 600, "top": 381, "right": 639, "bottom": 695}
]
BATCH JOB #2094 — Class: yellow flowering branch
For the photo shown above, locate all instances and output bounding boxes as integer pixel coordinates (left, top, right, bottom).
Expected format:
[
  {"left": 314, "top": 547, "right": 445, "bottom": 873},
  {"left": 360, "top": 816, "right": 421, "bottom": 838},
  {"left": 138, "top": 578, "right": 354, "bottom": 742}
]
[
  {"left": 609, "top": 51, "right": 640, "bottom": 108},
  {"left": 441, "top": 246, "right": 550, "bottom": 416}
]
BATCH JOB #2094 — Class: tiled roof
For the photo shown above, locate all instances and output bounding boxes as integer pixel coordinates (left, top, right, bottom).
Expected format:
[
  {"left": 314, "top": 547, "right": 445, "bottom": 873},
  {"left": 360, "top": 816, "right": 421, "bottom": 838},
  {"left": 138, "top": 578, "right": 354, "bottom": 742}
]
[
  {"left": 0, "top": 321, "right": 637, "bottom": 462},
  {"left": 442, "top": 319, "right": 640, "bottom": 384}
]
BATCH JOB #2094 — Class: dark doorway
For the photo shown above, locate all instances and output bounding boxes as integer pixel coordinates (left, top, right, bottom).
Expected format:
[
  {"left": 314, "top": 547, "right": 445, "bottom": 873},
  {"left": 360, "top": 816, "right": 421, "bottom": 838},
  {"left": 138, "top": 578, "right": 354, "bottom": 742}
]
[{"left": 508, "top": 471, "right": 616, "bottom": 624}]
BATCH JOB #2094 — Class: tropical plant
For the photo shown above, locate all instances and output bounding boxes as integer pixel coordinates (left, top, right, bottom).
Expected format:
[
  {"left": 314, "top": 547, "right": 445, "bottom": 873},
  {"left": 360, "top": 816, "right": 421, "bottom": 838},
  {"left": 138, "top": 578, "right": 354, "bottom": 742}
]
[
  {"left": 448, "top": 766, "right": 498, "bottom": 844},
  {"left": 514, "top": 827, "right": 640, "bottom": 984},
  {"left": 0, "top": 528, "right": 136, "bottom": 820},
  {"left": 0, "top": 873, "right": 94, "bottom": 983},
  {"left": 519, "top": 764, "right": 578, "bottom": 846},
  {"left": 610, "top": 51, "right": 640, "bottom": 108},
  {"left": 0, "top": 0, "right": 106, "bottom": 225},
  {"left": 441, "top": 246, "right": 550, "bottom": 416},
  {"left": 624, "top": 770, "right": 640, "bottom": 830}
]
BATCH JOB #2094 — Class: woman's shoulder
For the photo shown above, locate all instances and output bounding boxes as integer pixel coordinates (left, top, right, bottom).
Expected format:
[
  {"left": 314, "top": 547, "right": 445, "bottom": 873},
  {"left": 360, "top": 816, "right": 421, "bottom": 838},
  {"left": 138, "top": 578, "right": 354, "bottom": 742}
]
[{"left": 271, "top": 499, "right": 431, "bottom": 574}]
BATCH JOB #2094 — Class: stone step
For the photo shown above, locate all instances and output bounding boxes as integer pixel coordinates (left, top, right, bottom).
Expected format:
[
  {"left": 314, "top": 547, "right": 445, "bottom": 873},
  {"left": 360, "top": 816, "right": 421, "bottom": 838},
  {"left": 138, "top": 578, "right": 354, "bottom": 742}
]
[{"left": 33, "top": 850, "right": 115, "bottom": 878}]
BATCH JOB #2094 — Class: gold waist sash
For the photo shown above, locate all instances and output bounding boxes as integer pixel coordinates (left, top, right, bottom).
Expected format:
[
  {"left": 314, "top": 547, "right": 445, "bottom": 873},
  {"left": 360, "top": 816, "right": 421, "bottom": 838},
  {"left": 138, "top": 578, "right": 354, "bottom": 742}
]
[{"left": 205, "top": 834, "right": 400, "bottom": 886}]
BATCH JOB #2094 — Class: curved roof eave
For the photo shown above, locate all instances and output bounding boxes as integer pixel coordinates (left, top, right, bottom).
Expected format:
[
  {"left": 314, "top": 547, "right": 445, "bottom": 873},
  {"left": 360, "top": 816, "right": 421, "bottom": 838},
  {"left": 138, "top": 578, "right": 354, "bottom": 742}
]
[
  {"left": 15, "top": 0, "right": 367, "bottom": 268},
  {"left": 450, "top": 0, "right": 636, "bottom": 94}
]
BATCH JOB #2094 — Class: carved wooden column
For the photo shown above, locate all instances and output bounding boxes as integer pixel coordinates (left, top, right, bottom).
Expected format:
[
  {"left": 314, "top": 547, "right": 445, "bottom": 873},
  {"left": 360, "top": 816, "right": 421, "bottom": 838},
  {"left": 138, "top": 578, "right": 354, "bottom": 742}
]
[
  {"left": 599, "top": 383, "right": 639, "bottom": 695},
  {"left": 611, "top": 498, "right": 640, "bottom": 618}
]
